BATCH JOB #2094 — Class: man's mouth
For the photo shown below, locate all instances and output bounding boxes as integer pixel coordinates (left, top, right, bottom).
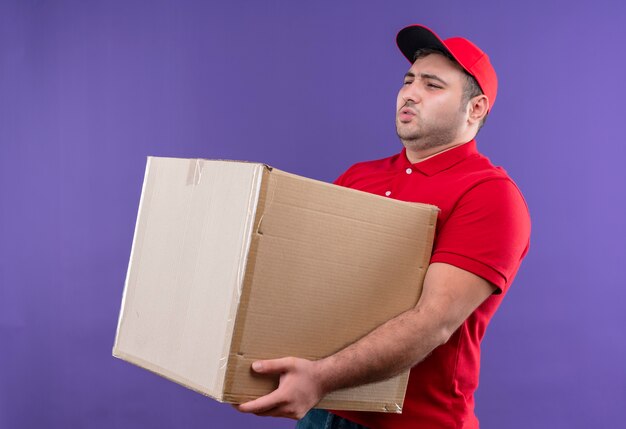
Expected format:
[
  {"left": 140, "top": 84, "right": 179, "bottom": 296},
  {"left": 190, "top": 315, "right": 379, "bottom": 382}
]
[{"left": 398, "top": 107, "right": 416, "bottom": 122}]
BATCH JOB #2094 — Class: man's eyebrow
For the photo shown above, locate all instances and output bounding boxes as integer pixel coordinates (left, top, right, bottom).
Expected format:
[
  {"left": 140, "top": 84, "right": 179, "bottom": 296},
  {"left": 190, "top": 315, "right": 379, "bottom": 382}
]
[
  {"left": 403, "top": 72, "right": 448, "bottom": 86},
  {"left": 420, "top": 73, "right": 448, "bottom": 85}
]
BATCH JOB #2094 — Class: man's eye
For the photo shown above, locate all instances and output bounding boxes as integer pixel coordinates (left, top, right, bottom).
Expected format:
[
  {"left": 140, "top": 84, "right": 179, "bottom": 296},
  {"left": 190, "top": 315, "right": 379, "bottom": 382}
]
[
  {"left": 403, "top": 80, "right": 412, "bottom": 85},
  {"left": 427, "top": 83, "right": 442, "bottom": 89}
]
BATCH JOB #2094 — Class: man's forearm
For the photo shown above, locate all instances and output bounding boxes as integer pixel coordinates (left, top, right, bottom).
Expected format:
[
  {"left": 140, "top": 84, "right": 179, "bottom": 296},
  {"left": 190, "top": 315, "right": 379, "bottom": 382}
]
[
  {"left": 314, "top": 303, "right": 450, "bottom": 395},
  {"left": 314, "top": 262, "right": 496, "bottom": 396}
]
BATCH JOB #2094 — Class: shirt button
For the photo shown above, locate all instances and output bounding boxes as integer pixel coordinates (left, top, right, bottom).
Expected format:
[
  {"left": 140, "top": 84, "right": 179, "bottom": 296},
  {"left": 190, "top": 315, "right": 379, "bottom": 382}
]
[
  {"left": 385, "top": 191, "right": 391, "bottom": 197},
  {"left": 406, "top": 168, "right": 413, "bottom": 174}
]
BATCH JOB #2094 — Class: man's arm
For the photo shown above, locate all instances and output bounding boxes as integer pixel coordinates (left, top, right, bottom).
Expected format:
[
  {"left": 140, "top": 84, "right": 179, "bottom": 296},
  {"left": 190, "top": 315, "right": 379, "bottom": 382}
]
[{"left": 236, "top": 262, "right": 496, "bottom": 419}]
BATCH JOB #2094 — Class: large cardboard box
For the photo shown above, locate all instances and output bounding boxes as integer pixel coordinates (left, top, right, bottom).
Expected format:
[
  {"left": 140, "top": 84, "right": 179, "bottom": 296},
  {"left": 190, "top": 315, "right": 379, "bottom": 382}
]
[{"left": 113, "top": 157, "right": 438, "bottom": 413}]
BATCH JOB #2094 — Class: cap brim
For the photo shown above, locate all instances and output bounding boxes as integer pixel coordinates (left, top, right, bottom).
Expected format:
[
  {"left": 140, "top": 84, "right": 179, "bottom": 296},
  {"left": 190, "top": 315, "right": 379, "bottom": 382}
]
[{"left": 396, "top": 25, "right": 449, "bottom": 63}]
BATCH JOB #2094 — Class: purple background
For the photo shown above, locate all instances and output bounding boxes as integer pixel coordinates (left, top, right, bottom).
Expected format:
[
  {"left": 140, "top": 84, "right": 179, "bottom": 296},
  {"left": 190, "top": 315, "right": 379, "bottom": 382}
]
[{"left": 1, "top": 1, "right": 625, "bottom": 428}]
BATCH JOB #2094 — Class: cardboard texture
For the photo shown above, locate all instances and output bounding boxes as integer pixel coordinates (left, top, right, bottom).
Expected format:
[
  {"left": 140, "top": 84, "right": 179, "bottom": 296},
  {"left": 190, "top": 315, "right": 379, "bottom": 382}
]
[{"left": 113, "top": 157, "right": 439, "bottom": 413}]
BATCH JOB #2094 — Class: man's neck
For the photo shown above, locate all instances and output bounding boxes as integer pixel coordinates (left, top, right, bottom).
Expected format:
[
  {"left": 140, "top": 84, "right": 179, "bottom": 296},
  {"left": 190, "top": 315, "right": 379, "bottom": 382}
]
[{"left": 404, "top": 140, "right": 470, "bottom": 164}]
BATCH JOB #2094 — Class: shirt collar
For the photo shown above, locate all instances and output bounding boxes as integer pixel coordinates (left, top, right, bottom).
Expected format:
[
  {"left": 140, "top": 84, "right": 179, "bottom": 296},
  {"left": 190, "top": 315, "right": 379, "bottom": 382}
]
[{"left": 397, "top": 140, "right": 478, "bottom": 176}]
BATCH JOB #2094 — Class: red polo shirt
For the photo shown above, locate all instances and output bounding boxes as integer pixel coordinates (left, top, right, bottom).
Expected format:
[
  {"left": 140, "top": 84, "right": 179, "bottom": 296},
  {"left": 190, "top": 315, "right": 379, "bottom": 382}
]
[{"left": 331, "top": 140, "right": 531, "bottom": 429}]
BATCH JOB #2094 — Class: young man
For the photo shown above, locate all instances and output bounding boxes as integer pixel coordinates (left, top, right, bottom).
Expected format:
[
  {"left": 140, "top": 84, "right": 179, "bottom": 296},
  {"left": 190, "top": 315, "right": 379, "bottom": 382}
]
[{"left": 237, "top": 24, "right": 531, "bottom": 429}]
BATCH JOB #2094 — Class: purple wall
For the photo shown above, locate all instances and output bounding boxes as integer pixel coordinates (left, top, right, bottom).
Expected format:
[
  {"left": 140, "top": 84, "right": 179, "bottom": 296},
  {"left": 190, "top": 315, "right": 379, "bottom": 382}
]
[{"left": 1, "top": 1, "right": 624, "bottom": 428}]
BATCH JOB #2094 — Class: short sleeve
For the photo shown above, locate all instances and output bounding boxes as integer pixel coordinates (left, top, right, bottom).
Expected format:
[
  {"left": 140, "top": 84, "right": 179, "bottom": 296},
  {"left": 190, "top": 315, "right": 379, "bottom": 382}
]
[{"left": 430, "top": 178, "right": 531, "bottom": 293}]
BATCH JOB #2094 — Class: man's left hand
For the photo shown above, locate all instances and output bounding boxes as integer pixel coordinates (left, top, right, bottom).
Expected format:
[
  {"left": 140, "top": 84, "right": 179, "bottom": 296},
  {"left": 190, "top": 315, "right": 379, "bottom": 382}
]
[{"left": 235, "top": 356, "right": 326, "bottom": 419}]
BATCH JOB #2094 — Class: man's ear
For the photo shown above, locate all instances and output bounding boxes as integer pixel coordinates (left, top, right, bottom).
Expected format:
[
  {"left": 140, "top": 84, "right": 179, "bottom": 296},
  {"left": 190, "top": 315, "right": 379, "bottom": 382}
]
[{"left": 468, "top": 95, "right": 489, "bottom": 126}]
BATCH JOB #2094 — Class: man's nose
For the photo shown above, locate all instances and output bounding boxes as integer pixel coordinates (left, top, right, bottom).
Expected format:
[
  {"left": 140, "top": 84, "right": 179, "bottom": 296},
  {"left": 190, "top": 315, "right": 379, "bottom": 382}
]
[{"left": 400, "top": 84, "right": 421, "bottom": 104}]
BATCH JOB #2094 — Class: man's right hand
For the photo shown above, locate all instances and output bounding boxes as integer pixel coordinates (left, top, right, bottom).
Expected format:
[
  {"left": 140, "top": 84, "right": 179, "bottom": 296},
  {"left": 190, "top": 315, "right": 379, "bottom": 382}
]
[{"left": 236, "top": 357, "right": 327, "bottom": 419}]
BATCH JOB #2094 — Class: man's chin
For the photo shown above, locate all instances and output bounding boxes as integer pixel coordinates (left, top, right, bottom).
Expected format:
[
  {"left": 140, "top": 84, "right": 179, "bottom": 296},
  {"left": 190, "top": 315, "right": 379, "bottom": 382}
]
[
  {"left": 397, "top": 135, "right": 427, "bottom": 152},
  {"left": 396, "top": 128, "right": 422, "bottom": 143}
]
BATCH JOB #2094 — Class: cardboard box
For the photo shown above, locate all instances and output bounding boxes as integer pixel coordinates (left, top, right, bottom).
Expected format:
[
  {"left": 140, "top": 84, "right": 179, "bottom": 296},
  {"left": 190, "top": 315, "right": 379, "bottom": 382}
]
[{"left": 113, "top": 157, "right": 438, "bottom": 413}]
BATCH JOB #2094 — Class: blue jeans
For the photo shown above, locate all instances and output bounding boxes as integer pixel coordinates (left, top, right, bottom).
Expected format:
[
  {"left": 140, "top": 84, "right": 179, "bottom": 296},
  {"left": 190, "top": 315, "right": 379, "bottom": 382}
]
[{"left": 295, "top": 409, "right": 370, "bottom": 429}]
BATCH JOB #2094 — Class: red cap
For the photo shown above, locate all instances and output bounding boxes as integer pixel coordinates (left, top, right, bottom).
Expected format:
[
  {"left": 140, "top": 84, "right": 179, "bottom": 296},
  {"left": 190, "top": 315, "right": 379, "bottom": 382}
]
[{"left": 396, "top": 25, "right": 498, "bottom": 110}]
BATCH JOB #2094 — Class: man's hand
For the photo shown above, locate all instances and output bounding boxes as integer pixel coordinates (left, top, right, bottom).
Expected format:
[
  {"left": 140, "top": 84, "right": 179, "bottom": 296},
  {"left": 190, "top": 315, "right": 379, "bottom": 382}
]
[{"left": 236, "top": 357, "right": 326, "bottom": 419}]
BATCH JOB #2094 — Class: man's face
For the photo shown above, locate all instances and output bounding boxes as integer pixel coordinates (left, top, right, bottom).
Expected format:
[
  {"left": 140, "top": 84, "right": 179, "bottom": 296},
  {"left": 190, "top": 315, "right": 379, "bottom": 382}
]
[{"left": 396, "top": 53, "right": 469, "bottom": 151}]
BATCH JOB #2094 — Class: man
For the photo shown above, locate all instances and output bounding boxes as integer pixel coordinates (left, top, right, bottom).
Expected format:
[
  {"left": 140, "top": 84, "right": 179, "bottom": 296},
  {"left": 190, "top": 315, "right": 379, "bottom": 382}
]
[{"left": 237, "top": 24, "right": 531, "bottom": 428}]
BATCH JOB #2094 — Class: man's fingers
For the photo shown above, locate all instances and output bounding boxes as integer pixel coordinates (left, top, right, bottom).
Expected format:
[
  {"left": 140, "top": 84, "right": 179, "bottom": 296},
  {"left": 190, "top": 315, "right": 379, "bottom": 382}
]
[
  {"left": 237, "top": 389, "right": 284, "bottom": 414},
  {"left": 251, "top": 357, "right": 295, "bottom": 374},
  {"left": 253, "top": 407, "right": 300, "bottom": 419},
  {"left": 235, "top": 357, "right": 320, "bottom": 419}
]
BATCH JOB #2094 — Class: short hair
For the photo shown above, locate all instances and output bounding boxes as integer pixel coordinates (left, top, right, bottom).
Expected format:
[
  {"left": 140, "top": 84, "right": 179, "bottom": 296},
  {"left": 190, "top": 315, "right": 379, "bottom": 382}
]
[{"left": 413, "top": 48, "right": 488, "bottom": 131}]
